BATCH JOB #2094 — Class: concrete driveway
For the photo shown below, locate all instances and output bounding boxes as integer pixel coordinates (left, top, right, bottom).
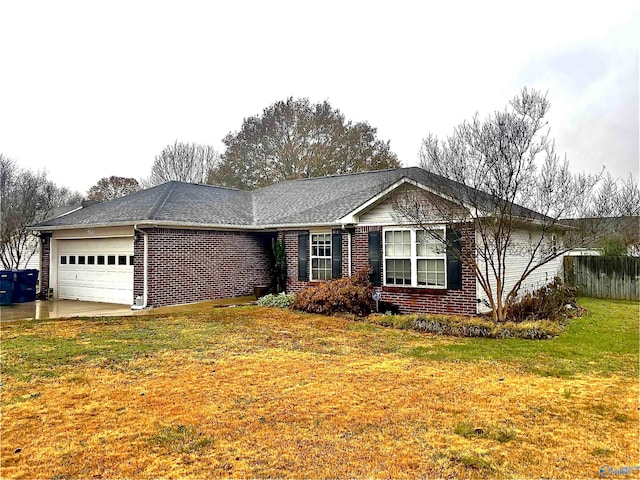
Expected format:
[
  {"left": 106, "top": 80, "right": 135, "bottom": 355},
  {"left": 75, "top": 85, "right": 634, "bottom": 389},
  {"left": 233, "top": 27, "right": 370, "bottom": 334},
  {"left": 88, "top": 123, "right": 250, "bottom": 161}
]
[{"left": 0, "top": 300, "right": 140, "bottom": 322}]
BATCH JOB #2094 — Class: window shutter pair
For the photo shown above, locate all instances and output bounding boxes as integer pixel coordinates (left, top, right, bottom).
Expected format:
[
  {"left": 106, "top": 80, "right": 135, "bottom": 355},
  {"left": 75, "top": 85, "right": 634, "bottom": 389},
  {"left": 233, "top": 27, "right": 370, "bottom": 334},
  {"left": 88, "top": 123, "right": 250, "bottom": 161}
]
[
  {"left": 367, "top": 228, "right": 463, "bottom": 290},
  {"left": 300, "top": 228, "right": 463, "bottom": 289},
  {"left": 297, "top": 232, "right": 342, "bottom": 281}
]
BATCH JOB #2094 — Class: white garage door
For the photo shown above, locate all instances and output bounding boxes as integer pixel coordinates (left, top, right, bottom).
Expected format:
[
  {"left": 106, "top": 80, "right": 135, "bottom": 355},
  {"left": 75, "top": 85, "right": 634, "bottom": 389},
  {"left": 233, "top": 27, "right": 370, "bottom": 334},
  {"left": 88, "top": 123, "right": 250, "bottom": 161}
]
[{"left": 57, "top": 237, "right": 134, "bottom": 305}]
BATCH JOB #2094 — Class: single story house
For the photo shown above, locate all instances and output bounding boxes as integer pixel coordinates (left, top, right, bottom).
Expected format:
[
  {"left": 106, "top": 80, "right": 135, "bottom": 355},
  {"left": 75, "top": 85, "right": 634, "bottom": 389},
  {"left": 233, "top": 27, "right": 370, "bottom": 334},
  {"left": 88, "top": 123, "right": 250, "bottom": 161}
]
[{"left": 31, "top": 167, "right": 563, "bottom": 314}]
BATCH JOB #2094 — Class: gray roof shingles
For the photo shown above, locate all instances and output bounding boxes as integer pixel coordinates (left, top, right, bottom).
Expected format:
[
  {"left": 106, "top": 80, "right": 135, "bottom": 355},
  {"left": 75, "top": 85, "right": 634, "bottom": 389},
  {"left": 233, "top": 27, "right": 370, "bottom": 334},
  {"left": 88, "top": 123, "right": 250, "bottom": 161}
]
[
  {"left": 32, "top": 167, "right": 546, "bottom": 230},
  {"left": 34, "top": 182, "right": 253, "bottom": 228}
]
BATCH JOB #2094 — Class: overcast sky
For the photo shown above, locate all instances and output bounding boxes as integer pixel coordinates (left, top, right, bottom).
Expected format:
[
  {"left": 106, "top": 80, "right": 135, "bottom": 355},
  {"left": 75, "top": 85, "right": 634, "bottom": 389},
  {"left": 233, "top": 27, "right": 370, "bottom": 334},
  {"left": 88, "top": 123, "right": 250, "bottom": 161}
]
[{"left": 1, "top": 1, "right": 638, "bottom": 194}]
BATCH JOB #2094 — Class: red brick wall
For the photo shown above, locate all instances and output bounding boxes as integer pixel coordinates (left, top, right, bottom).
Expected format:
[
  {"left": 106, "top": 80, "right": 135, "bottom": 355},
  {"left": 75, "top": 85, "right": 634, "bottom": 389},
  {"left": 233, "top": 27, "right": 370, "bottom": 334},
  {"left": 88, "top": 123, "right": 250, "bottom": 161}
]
[
  {"left": 281, "top": 230, "right": 309, "bottom": 293},
  {"left": 283, "top": 225, "right": 478, "bottom": 315},
  {"left": 136, "top": 228, "right": 272, "bottom": 307},
  {"left": 39, "top": 235, "right": 51, "bottom": 298},
  {"left": 353, "top": 225, "right": 477, "bottom": 315},
  {"left": 133, "top": 234, "right": 144, "bottom": 301},
  {"left": 340, "top": 228, "right": 352, "bottom": 277},
  {"left": 281, "top": 229, "right": 354, "bottom": 293}
]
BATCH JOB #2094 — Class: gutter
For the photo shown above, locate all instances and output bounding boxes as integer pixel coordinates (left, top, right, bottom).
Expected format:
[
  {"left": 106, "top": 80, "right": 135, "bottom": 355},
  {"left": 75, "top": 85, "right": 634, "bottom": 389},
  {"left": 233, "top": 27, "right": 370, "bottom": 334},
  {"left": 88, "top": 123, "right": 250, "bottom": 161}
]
[
  {"left": 30, "top": 220, "right": 349, "bottom": 232},
  {"left": 131, "top": 225, "right": 148, "bottom": 310}
]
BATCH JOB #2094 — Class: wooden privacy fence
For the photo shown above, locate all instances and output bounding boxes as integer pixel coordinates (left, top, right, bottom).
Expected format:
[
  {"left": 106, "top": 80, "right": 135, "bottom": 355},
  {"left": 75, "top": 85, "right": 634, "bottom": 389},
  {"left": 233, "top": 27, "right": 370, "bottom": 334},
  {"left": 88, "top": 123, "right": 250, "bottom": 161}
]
[{"left": 564, "top": 256, "right": 640, "bottom": 301}]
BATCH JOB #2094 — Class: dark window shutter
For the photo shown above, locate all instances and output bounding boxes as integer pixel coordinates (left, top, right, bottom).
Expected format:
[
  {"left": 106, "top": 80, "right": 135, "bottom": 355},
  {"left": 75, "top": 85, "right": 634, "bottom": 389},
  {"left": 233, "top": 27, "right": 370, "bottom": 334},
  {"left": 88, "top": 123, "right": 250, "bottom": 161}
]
[
  {"left": 298, "top": 233, "right": 309, "bottom": 281},
  {"left": 446, "top": 228, "right": 462, "bottom": 290},
  {"left": 368, "top": 230, "right": 381, "bottom": 286},
  {"left": 332, "top": 231, "right": 342, "bottom": 279}
]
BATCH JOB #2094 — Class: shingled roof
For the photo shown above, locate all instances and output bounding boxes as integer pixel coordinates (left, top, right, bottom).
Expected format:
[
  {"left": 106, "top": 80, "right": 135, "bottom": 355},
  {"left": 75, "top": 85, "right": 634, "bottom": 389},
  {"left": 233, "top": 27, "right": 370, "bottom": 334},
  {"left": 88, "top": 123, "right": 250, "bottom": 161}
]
[
  {"left": 32, "top": 167, "right": 546, "bottom": 230},
  {"left": 34, "top": 182, "right": 253, "bottom": 229}
]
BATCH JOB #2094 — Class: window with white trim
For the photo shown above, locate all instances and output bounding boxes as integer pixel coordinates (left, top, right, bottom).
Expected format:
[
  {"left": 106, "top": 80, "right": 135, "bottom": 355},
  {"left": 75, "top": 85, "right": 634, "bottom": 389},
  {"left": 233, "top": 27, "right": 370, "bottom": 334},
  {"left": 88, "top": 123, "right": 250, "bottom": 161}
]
[
  {"left": 384, "top": 230, "right": 411, "bottom": 285},
  {"left": 384, "top": 228, "right": 447, "bottom": 288},
  {"left": 310, "top": 233, "right": 332, "bottom": 280}
]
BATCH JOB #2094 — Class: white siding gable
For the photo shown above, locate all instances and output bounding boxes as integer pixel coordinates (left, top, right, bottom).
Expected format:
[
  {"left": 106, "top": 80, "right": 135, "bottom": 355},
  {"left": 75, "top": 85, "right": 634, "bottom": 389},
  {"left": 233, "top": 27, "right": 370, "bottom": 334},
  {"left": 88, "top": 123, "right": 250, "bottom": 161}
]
[{"left": 358, "top": 183, "right": 451, "bottom": 225}]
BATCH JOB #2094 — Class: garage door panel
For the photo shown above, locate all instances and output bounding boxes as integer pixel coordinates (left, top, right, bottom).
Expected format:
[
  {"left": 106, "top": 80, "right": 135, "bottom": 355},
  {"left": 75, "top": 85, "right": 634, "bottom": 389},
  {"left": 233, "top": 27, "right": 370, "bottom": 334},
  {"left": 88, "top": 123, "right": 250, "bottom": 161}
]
[{"left": 57, "top": 238, "right": 134, "bottom": 305}]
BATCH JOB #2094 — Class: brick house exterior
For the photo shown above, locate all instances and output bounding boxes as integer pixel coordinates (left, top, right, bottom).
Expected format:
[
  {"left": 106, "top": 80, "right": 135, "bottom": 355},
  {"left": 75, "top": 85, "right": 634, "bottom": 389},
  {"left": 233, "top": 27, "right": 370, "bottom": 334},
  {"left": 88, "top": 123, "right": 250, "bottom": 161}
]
[
  {"left": 280, "top": 225, "right": 477, "bottom": 315},
  {"left": 134, "top": 228, "right": 273, "bottom": 307},
  {"left": 32, "top": 167, "right": 562, "bottom": 314}
]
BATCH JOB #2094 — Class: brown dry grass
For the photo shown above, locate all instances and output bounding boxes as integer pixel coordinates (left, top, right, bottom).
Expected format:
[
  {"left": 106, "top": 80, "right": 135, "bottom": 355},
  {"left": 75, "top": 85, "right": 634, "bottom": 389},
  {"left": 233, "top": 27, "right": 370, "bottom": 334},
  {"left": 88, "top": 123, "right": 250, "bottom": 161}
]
[{"left": 1, "top": 305, "right": 638, "bottom": 479}]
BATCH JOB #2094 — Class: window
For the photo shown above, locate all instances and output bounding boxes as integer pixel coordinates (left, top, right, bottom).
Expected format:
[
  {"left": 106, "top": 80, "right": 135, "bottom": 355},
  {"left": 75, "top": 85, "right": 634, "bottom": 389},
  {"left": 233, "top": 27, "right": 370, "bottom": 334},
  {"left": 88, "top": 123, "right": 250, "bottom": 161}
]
[
  {"left": 416, "top": 230, "right": 446, "bottom": 287},
  {"left": 129, "top": 255, "right": 134, "bottom": 265},
  {"left": 118, "top": 255, "right": 127, "bottom": 266},
  {"left": 383, "top": 228, "right": 446, "bottom": 288},
  {"left": 60, "top": 256, "right": 67, "bottom": 265},
  {"left": 87, "top": 256, "right": 95, "bottom": 265},
  {"left": 384, "top": 230, "right": 411, "bottom": 285},
  {"left": 310, "top": 233, "right": 331, "bottom": 280},
  {"left": 97, "top": 255, "right": 105, "bottom": 265},
  {"left": 107, "top": 255, "right": 116, "bottom": 265},
  {"left": 69, "top": 255, "right": 76, "bottom": 265},
  {"left": 78, "top": 255, "right": 86, "bottom": 265}
]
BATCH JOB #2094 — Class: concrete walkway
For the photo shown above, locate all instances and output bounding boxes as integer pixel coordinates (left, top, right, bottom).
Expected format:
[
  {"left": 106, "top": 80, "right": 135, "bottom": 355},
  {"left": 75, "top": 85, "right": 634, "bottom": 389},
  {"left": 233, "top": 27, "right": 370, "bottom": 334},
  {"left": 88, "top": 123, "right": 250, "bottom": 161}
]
[
  {"left": 0, "top": 296, "right": 258, "bottom": 322},
  {"left": 0, "top": 300, "right": 140, "bottom": 322}
]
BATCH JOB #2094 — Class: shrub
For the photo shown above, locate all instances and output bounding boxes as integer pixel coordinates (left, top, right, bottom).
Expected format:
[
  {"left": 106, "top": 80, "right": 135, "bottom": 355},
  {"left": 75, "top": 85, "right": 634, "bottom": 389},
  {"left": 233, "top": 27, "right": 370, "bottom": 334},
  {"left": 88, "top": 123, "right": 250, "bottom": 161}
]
[
  {"left": 508, "top": 277, "right": 580, "bottom": 322},
  {"left": 257, "top": 293, "right": 295, "bottom": 308},
  {"left": 292, "top": 270, "right": 374, "bottom": 316},
  {"left": 271, "top": 238, "right": 287, "bottom": 293},
  {"left": 371, "top": 313, "right": 564, "bottom": 339}
]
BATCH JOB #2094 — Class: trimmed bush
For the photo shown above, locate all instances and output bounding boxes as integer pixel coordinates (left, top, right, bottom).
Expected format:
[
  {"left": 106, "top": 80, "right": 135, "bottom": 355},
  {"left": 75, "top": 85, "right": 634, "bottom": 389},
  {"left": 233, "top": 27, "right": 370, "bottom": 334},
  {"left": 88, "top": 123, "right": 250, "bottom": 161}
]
[
  {"left": 257, "top": 293, "right": 296, "bottom": 308},
  {"left": 370, "top": 313, "right": 564, "bottom": 339},
  {"left": 293, "top": 270, "right": 374, "bottom": 316}
]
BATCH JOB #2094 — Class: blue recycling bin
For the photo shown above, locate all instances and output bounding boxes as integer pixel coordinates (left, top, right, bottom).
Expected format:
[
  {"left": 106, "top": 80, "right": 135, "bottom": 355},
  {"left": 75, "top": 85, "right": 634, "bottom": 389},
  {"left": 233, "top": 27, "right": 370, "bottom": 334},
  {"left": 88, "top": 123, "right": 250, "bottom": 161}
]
[
  {"left": 12, "top": 269, "right": 38, "bottom": 303},
  {"left": 0, "top": 270, "right": 14, "bottom": 306}
]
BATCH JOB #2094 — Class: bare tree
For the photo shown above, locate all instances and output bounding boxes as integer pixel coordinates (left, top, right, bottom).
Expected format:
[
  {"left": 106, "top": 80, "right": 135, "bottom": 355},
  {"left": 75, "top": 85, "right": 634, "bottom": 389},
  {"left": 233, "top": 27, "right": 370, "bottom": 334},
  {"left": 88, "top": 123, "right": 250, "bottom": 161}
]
[
  {"left": 88, "top": 176, "right": 140, "bottom": 202},
  {"left": 393, "top": 88, "right": 606, "bottom": 322},
  {"left": 144, "top": 141, "right": 219, "bottom": 187},
  {"left": 590, "top": 173, "right": 640, "bottom": 254},
  {"left": 593, "top": 173, "right": 640, "bottom": 217},
  {"left": 0, "top": 155, "right": 82, "bottom": 269}
]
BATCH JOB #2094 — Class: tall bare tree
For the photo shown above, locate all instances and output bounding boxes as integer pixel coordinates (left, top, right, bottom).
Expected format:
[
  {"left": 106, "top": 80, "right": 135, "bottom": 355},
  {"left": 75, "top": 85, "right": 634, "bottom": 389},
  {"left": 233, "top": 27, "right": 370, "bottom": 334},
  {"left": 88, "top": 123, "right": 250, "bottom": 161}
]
[
  {"left": 393, "top": 88, "right": 607, "bottom": 322},
  {"left": 88, "top": 176, "right": 140, "bottom": 202},
  {"left": 210, "top": 98, "right": 400, "bottom": 190},
  {"left": 0, "top": 155, "right": 82, "bottom": 269},
  {"left": 145, "top": 141, "right": 219, "bottom": 187},
  {"left": 590, "top": 173, "right": 640, "bottom": 254},
  {"left": 592, "top": 173, "right": 640, "bottom": 217}
]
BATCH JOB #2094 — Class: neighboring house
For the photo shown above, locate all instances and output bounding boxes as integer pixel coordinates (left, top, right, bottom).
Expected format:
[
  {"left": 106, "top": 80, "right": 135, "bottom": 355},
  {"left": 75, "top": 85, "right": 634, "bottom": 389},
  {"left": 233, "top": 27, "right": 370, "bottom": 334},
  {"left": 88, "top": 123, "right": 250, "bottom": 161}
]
[
  {"left": 31, "top": 168, "right": 563, "bottom": 314},
  {"left": 562, "top": 216, "right": 640, "bottom": 257},
  {"left": 13, "top": 202, "right": 97, "bottom": 271}
]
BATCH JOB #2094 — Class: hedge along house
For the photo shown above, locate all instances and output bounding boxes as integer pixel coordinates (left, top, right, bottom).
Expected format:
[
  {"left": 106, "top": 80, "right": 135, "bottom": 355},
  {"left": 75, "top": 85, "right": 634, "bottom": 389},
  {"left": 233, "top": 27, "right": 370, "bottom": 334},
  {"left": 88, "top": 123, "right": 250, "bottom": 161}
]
[{"left": 31, "top": 167, "right": 563, "bottom": 314}]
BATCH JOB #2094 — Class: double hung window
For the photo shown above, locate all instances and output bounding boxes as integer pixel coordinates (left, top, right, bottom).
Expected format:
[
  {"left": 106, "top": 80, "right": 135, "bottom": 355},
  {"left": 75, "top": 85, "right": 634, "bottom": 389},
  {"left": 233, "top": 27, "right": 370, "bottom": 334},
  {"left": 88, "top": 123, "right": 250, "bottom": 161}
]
[
  {"left": 384, "top": 228, "right": 446, "bottom": 288},
  {"left": 310, "top": 233, "right": 331, "bottom": 280}
]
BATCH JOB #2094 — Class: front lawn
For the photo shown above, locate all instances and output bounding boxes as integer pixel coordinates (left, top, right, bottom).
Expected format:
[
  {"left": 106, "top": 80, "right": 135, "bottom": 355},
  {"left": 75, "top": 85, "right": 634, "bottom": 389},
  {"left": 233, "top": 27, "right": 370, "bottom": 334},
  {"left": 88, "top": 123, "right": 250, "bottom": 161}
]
[{"left": 1, "top": 298, "right": 638, "bottom": 478}]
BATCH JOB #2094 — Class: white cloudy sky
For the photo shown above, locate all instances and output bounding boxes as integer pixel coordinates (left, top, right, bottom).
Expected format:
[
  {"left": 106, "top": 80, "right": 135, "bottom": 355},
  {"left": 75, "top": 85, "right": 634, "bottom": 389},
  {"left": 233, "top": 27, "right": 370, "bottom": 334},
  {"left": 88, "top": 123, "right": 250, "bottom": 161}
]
[{"left": 1, "top": 0, "right": 638, "bottom": 194}]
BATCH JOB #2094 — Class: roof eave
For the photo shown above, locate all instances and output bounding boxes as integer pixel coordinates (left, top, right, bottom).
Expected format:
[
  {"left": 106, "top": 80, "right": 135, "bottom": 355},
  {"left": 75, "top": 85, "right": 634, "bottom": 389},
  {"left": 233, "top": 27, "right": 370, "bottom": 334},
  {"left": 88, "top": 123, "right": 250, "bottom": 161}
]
[{"left": 31, "top": 219, "right": 346, "bottom": 233}]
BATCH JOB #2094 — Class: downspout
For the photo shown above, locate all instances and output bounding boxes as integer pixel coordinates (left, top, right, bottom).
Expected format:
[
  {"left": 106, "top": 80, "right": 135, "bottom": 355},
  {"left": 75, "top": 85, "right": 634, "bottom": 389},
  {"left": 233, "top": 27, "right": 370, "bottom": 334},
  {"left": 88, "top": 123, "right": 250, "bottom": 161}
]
[{"left": 131, "top": 225, "right": 148, "bottom": 310}]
